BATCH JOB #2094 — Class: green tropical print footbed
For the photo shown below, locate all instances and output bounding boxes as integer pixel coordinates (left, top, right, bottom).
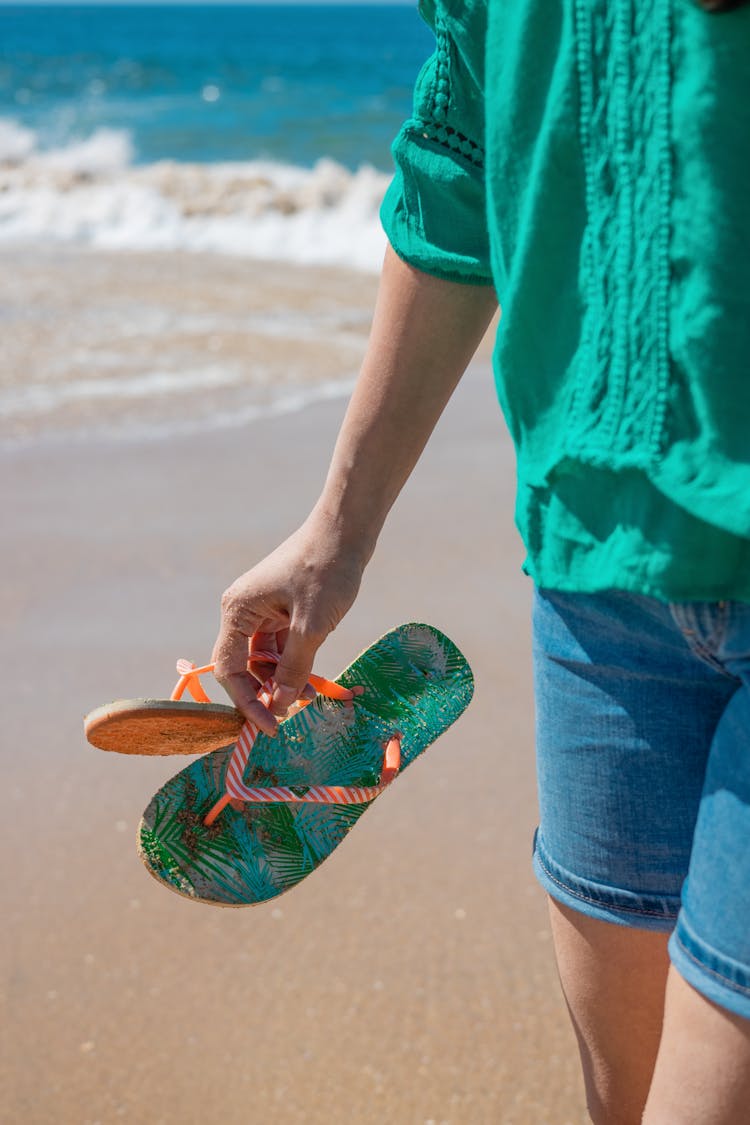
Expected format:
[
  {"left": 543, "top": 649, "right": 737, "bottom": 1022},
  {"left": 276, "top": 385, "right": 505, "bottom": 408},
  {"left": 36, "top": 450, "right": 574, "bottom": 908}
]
[{"left": 138, "top": 623, "right": 473, "bottom": 906}]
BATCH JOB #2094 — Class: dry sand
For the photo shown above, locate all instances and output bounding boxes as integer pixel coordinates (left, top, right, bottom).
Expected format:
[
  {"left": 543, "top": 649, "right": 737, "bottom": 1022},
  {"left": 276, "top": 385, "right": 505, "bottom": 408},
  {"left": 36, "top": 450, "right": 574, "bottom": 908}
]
[{"left": 1, "top": 249, "right": 587, "bottom": 1124}]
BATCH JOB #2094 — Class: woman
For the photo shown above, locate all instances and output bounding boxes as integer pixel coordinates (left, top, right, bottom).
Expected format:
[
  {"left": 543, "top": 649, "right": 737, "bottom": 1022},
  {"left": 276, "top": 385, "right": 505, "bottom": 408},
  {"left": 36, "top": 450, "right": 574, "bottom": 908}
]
[{"left": 212, "top": 3, "right": 750, "bottom": 1120}]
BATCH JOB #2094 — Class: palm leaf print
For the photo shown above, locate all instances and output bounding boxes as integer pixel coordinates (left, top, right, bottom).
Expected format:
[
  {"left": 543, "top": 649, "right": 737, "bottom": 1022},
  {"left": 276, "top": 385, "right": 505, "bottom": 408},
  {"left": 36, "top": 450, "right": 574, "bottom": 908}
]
[{"left": 138, "top": 624, "right": 473, "bottom": 906}]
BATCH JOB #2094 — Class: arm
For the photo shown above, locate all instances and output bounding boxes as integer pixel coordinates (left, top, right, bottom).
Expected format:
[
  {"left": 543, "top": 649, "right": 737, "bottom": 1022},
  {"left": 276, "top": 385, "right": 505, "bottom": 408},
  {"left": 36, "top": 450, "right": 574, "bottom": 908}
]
[{"left": 212, "top": 245, "right": 497, "bottom": 729}]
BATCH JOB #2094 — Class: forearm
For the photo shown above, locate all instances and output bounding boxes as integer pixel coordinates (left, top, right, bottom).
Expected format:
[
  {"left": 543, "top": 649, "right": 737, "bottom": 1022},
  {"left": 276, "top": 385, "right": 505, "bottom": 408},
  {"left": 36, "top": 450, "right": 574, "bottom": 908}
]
[
  {"left": 213, "top": 246, "right": 496, "bottom": 721},
  {"left": 312, "top": 244, "right": 498, "bottom": 560}
]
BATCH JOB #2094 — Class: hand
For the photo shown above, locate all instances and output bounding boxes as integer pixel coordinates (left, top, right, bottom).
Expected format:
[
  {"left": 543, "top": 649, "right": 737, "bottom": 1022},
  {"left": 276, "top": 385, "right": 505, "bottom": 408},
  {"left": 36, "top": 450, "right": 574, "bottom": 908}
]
[{"left": 211, "top": 512, "right": 368, "bottom": 731}]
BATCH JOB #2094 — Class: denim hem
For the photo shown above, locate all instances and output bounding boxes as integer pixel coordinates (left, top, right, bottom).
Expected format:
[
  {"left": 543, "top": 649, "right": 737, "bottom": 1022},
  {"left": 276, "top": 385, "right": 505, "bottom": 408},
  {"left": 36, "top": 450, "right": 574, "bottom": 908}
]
[
  {"left": 532, "top": 829, "right": 680, "bottom": 933},
  {"left": 669, "top": 915, "right": 750, "bottom": 1022}
]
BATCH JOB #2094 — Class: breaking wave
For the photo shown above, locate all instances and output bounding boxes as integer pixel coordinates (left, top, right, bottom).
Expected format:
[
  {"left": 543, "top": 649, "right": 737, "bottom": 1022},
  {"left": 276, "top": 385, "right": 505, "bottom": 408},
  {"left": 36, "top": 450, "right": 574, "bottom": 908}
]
[{"left": 0, "top": 117, "right": 390, "bottom": 271}]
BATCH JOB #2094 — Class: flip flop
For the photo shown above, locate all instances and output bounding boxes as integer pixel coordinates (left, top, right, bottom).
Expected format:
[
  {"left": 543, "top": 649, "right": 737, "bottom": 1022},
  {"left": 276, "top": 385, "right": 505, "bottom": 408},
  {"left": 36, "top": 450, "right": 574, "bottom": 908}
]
[
  {"left": 84, "top": 657, "right": 240, "bottom": 756},
  {"left": 84, "top": 652, "right": 336, "bottom": 757},
  {"left": 135, "top": 623, "right": 473, "bottom": 907}
]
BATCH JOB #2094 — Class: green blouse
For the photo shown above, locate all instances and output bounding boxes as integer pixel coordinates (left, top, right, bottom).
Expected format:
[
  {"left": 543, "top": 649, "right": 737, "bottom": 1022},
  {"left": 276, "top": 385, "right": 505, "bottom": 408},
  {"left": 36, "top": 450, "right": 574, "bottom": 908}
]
[{"left": 381, "top": 0, "right": 750, "bottom": 601}]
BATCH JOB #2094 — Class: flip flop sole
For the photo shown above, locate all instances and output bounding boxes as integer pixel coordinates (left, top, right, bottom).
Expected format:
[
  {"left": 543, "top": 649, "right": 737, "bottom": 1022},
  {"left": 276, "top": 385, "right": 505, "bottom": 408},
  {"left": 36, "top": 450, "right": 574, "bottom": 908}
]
[
  {"left": 137, "top": 623, "right": 473, "bottom": 906},
  {"left": 85, "top": 699, "right": 242, "bottom": 756}
]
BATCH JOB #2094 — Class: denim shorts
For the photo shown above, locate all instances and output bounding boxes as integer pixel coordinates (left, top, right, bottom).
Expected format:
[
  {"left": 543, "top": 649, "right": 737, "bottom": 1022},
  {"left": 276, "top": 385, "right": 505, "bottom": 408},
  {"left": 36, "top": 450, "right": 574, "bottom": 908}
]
[{"left": 532, "top": 587, "right": 750, "bottom": 1021}]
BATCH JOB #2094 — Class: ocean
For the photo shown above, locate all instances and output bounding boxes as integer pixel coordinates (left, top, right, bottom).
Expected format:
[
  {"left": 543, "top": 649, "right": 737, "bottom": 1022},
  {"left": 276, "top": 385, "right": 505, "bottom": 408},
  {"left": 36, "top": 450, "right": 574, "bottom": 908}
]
[
  {"left": 0, "top": 3, "right": 435, "bottom": 445},
  {"left": 0, "top": 3, "right": 433, "bottom": 267}
]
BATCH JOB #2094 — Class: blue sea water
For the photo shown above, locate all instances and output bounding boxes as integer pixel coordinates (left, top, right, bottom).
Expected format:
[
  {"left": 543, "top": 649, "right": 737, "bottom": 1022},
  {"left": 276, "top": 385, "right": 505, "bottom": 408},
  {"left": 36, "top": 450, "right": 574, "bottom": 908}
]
[
  {"left": 0, "top": 5, "right": 437, "bottom": 442},
  {"left": 0, "top": 3, "right": 432, "bottom": 169}
]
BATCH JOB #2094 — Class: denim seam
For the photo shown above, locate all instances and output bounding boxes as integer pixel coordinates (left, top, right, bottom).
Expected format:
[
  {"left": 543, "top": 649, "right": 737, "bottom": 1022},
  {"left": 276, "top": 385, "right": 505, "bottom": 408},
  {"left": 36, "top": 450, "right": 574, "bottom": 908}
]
[
  {"left": 535, "top": 846, "right": 679, "bottom": 921},
  {"left": 682, "top": 638, "right": 736, "bottom": 680},
  {"left": 672, "top": 931, "right": 750, "bottom": 998},
  {"left": 668, "top": 602, "right": 736, "bottom": 679}
]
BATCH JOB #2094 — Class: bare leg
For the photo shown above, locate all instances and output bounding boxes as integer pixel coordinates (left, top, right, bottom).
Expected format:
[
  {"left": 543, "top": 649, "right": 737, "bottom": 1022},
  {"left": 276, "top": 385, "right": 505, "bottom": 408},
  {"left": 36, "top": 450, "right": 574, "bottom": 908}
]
[
  {"left": 548, "top": 898, "right": 671, "bottom": 1125},
  {"left": 642, "top": 966, "right": 750, "bottom": 1125}
]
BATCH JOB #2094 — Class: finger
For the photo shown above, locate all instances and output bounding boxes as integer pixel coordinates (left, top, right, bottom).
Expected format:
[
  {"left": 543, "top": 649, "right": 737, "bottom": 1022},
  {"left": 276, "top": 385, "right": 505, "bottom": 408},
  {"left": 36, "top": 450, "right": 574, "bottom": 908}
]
[
  {"left": 223, "top": 676, "right": 278, "bottom": 736},
  {"left": 248, "top": 658, "right": 277, "bottom": 686},
  {"left": 216, "top": 665, "right": 278, "bottom": 736},
  {"left": 213, "top": 617, "right": 278, "bottom": 735},
  {"left": 275, "top": 626, "right": 290, "bottom": 654},
  {"left": 248, "top": 631, "right": 280, "bottom": 686},
  {"left": 270, "top": 625, "right": 323, "bottom": 715},
  {"left": 250, "top": 631, "right": 279, "bottom": 660}
]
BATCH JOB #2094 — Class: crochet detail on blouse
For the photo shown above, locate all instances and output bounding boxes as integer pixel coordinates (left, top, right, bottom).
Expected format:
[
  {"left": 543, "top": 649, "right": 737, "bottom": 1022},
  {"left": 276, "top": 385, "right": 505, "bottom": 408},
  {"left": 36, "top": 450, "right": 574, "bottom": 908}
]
[
  {"left": 570, "top": 0, "right": 671, "bottom": 466},
  {"left": 415, "top": 16, "right": 485, "bottom": 171},
  {"left": 420, "top": 121, "right": 485, "bottom": 169}
]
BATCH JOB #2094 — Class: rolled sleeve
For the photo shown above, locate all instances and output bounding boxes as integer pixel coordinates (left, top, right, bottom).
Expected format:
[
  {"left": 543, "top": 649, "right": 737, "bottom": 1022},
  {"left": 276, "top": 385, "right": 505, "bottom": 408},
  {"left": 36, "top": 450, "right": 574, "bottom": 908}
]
[{"left": 380, "top": 4, "right": 492, "bottom": 286}]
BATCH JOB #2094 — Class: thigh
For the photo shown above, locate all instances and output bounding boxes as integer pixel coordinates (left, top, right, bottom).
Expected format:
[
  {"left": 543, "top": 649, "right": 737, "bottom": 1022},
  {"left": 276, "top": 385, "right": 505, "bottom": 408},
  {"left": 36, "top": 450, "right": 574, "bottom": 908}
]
[{"left": 532, "top": 588, "right": 738, "bottom": 930}]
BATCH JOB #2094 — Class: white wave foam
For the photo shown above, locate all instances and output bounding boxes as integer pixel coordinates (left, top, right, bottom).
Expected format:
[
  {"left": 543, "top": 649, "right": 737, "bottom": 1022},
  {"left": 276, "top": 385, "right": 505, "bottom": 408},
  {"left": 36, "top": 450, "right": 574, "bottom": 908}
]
[
  {"left": 0, "top": 118, "right": 36, "bottom": 162},
  {"left": 118, "top": 376, "right": 358, "bottom": 443},
  {"left": 0, "top": 374, "right": 357, "bottom": 449},
  {"left": 35, "top": 127, "right": 135, "bottom": 175},
  {"left": 0, "top": 117, "right": 390, "bottom": 271},
  {"left": 0, "top": 364, "right": 246, "bottom": 418}
]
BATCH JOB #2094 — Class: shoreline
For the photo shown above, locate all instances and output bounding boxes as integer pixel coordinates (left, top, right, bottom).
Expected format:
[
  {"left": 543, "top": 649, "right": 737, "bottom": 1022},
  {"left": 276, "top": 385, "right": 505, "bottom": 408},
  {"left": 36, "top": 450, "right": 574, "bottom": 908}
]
[
  {"left": 0, "top": 246, "right": 381, "bottom": 446},
  {"left": 0, "top": 245, "right": 496, "bottom": 450}
]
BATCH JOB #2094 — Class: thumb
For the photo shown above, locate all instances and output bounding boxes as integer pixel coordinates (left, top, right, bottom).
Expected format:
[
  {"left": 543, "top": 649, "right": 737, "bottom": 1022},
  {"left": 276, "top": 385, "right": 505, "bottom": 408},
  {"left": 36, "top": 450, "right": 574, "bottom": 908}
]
[{"left": 270, "top": 625, "right": 323, "bottom": 715}]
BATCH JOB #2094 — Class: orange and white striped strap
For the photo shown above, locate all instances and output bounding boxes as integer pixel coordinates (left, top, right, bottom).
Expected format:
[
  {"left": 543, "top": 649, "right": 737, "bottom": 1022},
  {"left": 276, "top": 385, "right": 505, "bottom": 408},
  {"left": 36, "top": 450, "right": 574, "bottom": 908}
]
[{"left": 170, "top": 648, "right": 402, "bottom": 827}]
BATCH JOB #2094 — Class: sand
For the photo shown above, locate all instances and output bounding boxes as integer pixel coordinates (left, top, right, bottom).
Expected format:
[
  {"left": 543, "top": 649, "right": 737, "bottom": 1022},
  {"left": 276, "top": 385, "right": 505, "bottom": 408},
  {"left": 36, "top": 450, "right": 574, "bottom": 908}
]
[
  {"left": 0, "top": 247, "right": 385, "bottom": 445},
  {"left": 1, "top": 248, "right": 587, "bottom": 1124}
]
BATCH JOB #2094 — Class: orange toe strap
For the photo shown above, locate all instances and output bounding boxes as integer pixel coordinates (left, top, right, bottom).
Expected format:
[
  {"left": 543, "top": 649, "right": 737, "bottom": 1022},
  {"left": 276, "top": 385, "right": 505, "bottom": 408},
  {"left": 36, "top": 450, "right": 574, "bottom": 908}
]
[
  {"left": 307, "top": 673, "right": 358, "bottom": 701},
  {"left": 170, "top": 649, "right": 359, "bottom": 706},
  {"left": 379, "top": 733, "right": 402, "bottom": 786},
  {"left": 171, "top": 660, "right": 214, "bottom": 703}
]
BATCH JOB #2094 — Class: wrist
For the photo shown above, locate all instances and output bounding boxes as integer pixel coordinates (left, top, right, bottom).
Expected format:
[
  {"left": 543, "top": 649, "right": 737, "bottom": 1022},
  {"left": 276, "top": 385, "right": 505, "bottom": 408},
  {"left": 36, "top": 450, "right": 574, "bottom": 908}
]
[{"left": 306, "top": 494, "right": 381, "bottom": 570}]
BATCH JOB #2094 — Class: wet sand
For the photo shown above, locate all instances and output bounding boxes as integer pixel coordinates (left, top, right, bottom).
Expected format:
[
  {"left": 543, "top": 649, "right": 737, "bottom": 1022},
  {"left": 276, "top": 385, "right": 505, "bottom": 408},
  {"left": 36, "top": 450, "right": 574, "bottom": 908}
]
[
  {"left": 0, "top": 247, "right": 382, "bottom": 444},
  {"left": 1, "top": 250, "right": 587, "bottom": 1124}
]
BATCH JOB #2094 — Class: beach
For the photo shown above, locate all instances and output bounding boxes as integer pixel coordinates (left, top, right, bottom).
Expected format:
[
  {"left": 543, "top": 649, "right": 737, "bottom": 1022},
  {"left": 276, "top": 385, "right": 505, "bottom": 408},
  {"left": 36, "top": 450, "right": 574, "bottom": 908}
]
[
  {"left": 0, "top": 245, "right": 381, "bottom": 446},
  {"left": 2, "top": 6, "right": 590, "bottom": 1119},
  {"left": 2, "top": 245, "right": 588, "bottom": 1124}
]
